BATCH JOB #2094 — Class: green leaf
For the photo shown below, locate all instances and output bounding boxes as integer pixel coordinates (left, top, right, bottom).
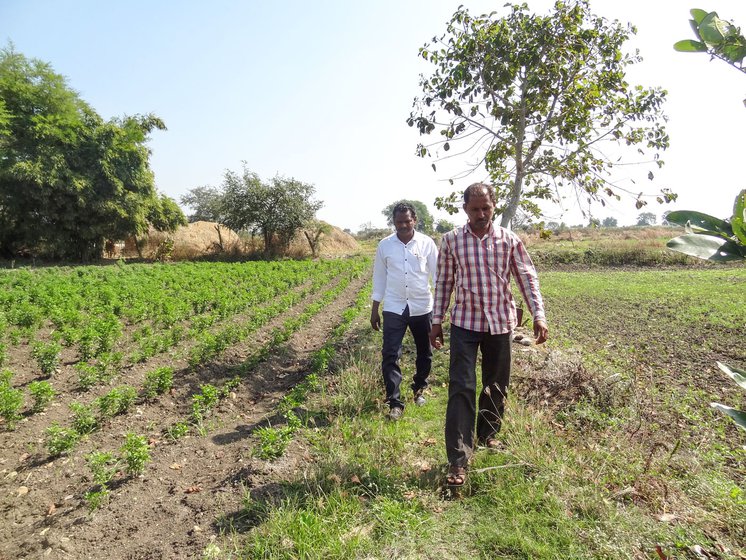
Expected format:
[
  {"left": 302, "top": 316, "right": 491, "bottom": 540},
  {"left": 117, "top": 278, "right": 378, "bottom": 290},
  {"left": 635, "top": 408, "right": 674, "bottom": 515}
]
[
  {"left": 673, "top": 39, "right": 707, "bottom": 52},
  {"left": 730, "top": 189, "right": 746, "bottom": 245},
  {"left": 698, "top": 13, "right": 726, "bottom": 44},
  {"left": 666, "top": 234, "right": 744, "bottom": 262},
  {"left": 665, "top": 210, "right": 733, "bottom": 237},
  {"left": 710, "top": 402, "right": 746, "bottom": 431},
  {"left": 690, "top": 9, "right": 709, "bottom": 25},
  {"left": 717, "top": 362, "right": 746, "bottom": 391}
]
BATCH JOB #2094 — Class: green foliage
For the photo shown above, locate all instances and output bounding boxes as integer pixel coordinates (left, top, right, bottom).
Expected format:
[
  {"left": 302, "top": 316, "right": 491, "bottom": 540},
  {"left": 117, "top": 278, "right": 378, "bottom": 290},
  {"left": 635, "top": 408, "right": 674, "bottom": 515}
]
[
  {"left": 381, "top": 200, "right": 434, "bottom": 234},
  {"left": 120, "top": 432, "right": 150, "bottom": 476},
  {"left": 408, "top": 1, "right": 674, "bottom": 226},
  {"left": 0, "top": 45, "right": 184, "bottom": 260},
  {"left": 45, "top": 423, "right": 80, "bottom": 456},
  {"left": 191, "top": 383, "right": 220, "bottom": 421},
  {"left": 666, "top": 190, "right": 746, "bottom": 261},
  {"left": 674, "top": 9, "right": 746, "bottom": 77},
  {"left": 69, "top": 401, "right": 99, "bottom": 434},
  {"left": 83, "top": 488, "right": 110, "bottom": 511},
  {"left": 96, "top": 385, "right": 137, "bottom": 418},
  {"left": 0, "top": 370, "right": 23, "bottom": 428},
  {"left": 435, "top": 218, "right": 456, "bottom": 233},
  {"left": 166, "top": 421, "right": 190, "bottom": 441},
  {"left": 142, "top": 366, "right": 174, "bottom": 399},
  {"left": 182, "top": 165, "right": 322, "bottom": 255},
  {"left": 28, "top": 380, "right": 55, "bottom": 412},
  {"left": 86, "top": 451, "right": 118, "bottom": 486},
  {"left": 601, "top": 217, "right": 618, "bottom": 228},
  {"left": 31, "top": 340, "right": 62, "bottom": 375}
]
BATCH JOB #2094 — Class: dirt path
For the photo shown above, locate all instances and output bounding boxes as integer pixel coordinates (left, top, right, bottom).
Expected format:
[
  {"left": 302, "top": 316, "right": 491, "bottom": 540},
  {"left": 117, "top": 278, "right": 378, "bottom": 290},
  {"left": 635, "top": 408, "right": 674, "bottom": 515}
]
[{"left": 0, "top": 273, "right": 369, "bottom": 560}]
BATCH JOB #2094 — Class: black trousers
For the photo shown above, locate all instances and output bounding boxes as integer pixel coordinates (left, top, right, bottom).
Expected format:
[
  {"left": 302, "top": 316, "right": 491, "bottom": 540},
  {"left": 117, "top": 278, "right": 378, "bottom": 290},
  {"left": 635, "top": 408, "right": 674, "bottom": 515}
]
[
  {"left": 445, "top": 324, "right": 512, "bottom": 467},
  {"left": 381, "top": 306, "right": 432, "bottom": 410}
]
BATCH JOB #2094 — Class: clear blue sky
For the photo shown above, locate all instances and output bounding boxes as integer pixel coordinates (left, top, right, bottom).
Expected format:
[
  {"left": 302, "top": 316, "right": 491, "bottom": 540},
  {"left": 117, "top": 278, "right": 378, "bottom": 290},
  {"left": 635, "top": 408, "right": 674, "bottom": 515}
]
[{"left": 2, "top": 0, "right": 745, "bottom": 231}]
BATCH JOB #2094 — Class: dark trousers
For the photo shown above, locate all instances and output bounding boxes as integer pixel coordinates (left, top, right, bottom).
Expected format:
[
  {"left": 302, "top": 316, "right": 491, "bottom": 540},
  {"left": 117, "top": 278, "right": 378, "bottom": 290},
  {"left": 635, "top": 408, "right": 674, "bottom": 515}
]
[
  {"left": 381, "top": 306, "right": 432, "bottom": 410},
  {"left": 445, "top": 324, "right": 512, "bottom": 467}
]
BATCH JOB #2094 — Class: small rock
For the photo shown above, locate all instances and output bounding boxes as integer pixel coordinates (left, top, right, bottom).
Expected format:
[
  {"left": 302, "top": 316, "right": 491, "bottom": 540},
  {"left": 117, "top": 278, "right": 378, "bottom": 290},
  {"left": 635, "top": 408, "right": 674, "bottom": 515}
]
[{"left": 17, "top": 486, "right": 29, "bottom": 496}]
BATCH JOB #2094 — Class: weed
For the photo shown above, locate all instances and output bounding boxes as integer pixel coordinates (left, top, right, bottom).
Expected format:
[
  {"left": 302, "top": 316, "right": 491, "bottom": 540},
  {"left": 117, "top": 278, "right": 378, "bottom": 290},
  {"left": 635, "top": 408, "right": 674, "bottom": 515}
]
[
  {"left": 120, "top": 432, "right": 150, "bottom": 476},
  {"left": 28, "top": 380, "right": 55, "bottom": 412}
]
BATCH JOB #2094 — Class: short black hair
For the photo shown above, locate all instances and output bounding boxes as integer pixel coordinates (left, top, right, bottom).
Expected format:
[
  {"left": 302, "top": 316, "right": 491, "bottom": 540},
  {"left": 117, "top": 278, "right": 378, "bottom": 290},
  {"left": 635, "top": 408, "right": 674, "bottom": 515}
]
[
  {"left": 392, "top": 201, "right": 417, "bottom": 220},
  {"left": 463, "top": 183, "right": 496, "bottom": 205}
]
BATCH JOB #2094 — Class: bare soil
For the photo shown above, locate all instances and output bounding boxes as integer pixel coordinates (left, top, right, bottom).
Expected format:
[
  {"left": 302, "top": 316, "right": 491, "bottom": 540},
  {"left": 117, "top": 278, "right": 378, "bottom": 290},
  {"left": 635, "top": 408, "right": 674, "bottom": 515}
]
[{"left": 0, "top": 274, "right": 369, "bottom": 560}]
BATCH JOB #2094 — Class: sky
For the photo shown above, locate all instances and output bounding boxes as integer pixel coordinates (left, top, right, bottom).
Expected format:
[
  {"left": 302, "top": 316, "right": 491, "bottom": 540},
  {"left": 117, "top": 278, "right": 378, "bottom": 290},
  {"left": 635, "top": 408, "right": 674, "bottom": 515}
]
[{"left": 2, "top": 0, "right": 745, "bottom": 232}]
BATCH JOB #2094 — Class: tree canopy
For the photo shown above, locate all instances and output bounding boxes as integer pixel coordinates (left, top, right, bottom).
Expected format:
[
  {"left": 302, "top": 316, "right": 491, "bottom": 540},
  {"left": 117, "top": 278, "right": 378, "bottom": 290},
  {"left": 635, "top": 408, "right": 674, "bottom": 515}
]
[
  {"left": 0, "top": 45, "right": 184, "bottom": 260},
  {"left": 381, "top": 199, "right": 434, "bottom": 234},
  {"left": 182, "top": 164, "right": 323, "bottom": 255},
  {"left": 408, "top": 0, "right": 676, "bottom": 228}
]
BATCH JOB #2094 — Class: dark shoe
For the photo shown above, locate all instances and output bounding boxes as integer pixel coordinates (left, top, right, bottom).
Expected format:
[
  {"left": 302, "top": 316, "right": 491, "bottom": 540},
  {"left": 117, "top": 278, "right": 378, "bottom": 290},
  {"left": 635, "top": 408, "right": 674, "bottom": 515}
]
[
  {"left": 388, "top": 407, "right": 403, "bottom": 421},
  {"left": 413, "top": 388, "right": 426, "bottom": 406}
]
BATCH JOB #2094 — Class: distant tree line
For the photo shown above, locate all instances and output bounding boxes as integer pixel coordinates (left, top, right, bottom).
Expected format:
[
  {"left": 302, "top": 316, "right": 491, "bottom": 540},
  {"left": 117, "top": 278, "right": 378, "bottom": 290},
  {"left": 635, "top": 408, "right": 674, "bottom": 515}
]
[{"left": 0, "top": 45, "right": 185, "bottom": 261}]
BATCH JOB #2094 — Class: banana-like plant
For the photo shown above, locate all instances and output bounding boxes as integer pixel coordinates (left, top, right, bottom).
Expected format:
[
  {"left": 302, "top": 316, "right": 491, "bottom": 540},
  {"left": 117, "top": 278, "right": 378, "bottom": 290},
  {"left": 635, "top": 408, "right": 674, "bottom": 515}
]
[{"left": 666, "top": 191, "right": 746, "bottom": 431}]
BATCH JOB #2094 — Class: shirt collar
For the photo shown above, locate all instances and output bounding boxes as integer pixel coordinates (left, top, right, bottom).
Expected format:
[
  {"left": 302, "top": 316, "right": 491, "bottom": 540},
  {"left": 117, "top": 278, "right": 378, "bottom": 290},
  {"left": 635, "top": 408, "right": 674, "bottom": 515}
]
[{"left": 464, "top": 221, "right": 495, "bottom": 239}]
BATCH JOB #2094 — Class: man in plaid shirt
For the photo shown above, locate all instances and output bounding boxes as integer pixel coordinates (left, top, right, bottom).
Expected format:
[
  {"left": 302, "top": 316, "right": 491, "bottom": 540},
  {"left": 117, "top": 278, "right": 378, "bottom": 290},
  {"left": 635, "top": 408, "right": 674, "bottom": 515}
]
[{"left": 429, "top": 183, "right": 549, "bottom": 487}]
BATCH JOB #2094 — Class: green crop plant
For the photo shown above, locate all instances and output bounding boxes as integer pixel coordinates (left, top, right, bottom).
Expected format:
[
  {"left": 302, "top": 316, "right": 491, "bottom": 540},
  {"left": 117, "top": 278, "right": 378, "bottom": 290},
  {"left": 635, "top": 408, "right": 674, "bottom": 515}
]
[
  {"left": 120, "top": 432, "right": 150, "bottom": 476},
  {"left": 86, "top": 451, "right": 118, "bottom": 486},
  {"left": 96, "top": 386, "right": 137, "bottom": 418},
  {"left": 142, "top": 366, "right": 174, "bottom": 399},
  {"left": 46, "top": 423, "right": 80, "bottom": 456},
  {"left": 166, "top": 421, "right": 190, "bottom": 441},
  {"left": 191, "top": 383, "right": 220, "bottom": 421},
  {"left": 31, "top": 340, "right": 62, "bottom": 376},
  {"left": 28, "top": 380, "right": 55, "bottom": 412},
  {"left": 0, "top": 371, "right": 23, "bottom": 429},
  {"left": 69, "top": 402, "right": 99, "bottom": 434}
]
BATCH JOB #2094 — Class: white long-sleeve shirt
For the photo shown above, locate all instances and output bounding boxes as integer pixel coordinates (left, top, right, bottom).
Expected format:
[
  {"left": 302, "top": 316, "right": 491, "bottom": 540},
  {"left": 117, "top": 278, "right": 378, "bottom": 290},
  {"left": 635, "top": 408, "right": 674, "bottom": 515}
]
[{"left": 371, "top": 230, "right": 438, "bottom": 316}]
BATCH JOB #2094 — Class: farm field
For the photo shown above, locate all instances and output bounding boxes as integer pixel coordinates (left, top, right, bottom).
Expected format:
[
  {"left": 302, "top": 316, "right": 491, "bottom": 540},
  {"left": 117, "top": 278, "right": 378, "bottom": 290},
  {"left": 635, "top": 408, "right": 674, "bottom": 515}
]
[
  {"left": 0, "top": 257, "right": 372, "bottom": 559},
  {"left": 1, "top": 257, "right": 744, "bottom": 559}
]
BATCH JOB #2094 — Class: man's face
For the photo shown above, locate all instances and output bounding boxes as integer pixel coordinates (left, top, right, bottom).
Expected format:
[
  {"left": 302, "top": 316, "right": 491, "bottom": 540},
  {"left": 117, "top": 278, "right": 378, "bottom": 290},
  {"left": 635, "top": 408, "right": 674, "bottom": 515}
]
[
  {"left": 393, "top": 210, "right": 417, "bottom": 238},
  {"left": 463, "top": 193, "right": 494, "bottom": 232}
]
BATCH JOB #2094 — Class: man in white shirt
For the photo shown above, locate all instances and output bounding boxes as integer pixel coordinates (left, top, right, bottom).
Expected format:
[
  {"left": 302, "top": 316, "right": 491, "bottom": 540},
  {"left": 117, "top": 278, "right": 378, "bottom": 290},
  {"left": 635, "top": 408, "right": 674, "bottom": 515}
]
[{"left": 371, "top": 202, "right": 438, "bottom": 420}]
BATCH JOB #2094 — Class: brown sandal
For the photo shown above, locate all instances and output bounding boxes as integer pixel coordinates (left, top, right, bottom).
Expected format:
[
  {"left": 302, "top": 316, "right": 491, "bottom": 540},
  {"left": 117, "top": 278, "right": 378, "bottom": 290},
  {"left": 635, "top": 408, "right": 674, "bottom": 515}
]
[{"left": 446, "top": 465, "right": 466, "bottom": 487}]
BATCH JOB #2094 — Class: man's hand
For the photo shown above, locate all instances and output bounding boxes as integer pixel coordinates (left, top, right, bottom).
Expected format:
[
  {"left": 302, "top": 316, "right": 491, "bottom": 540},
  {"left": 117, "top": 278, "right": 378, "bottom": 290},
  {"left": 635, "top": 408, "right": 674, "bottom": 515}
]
[
  {"left": 533, "top": 319, "right": 548, "bottom": 345},
  {"left": 370, "top": 303, "right": 381, "bottom": 331},
  {"left": 429, "top": 324, "right": 443, "bottom": 349}
]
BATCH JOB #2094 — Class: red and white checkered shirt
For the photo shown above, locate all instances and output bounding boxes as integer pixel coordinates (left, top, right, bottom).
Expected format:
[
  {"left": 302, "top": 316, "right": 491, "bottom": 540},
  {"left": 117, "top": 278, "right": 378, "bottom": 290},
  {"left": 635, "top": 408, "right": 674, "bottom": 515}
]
[{"left": 432, "top": 222, "right": 546, "bottom": 334}]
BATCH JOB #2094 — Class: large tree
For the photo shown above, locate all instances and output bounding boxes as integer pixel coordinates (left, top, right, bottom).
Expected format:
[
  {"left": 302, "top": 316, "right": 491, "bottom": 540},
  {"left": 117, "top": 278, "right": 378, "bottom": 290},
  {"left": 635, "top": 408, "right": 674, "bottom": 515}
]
[
  {"left": 381, "top": 199, "right": 434, "bottom": 234},
  {"left": 408, "top": 0, "right": 676, "bottom": 228},
  {"left": 182, "top": 164, "right": 323, "bottom": 255},
  {"left": 0, "top": 46, "right": 184, "bottom": 260}
]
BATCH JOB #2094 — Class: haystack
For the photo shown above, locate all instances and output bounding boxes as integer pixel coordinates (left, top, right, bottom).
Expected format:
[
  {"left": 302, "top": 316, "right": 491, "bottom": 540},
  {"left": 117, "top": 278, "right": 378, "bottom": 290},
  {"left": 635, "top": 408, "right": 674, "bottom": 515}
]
[{"left": 122, "top": 221, "right": 242, "bottom": 259}]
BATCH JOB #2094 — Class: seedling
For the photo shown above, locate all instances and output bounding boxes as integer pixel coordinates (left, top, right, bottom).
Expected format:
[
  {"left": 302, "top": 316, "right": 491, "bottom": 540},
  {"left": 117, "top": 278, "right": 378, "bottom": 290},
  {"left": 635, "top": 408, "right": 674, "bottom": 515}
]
[
  {"left": 97, "top": 386, "right": 137, "bottom": 417},
  {"left": 69, "top": 402, "right": 99, "bottom": 434},
  {"left": 46, "top": 423, "right": 80, "bottom": 456},
  {"left": 142, "top": 366, "right": 174, "bottom": 399}
]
